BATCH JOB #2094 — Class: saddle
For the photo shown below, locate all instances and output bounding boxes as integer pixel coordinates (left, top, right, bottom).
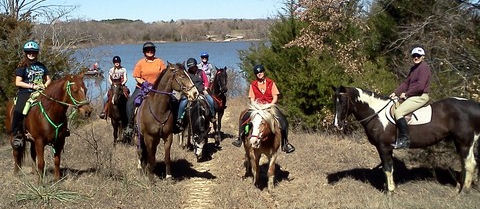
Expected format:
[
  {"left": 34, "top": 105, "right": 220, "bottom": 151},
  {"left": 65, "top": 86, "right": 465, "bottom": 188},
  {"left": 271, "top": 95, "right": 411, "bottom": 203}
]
[{"left": 386, "top": 100, "right": 432, "bottom": 125}]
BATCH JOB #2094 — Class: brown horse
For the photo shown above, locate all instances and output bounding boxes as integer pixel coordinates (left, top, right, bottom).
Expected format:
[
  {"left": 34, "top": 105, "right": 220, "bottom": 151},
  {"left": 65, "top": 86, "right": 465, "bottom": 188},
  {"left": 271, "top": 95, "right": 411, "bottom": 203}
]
[
  {"left": 5, "top": 73, "right": 92, "bottom": 180},
  {"left": 136, "top": 62, "right": 198, "bottom": 180},
  {"left": 107, "top": 83, "right": 129, "bottom": 145},
  {"left": 241, "top": 102, "right": 281, "bottom": 190},
  {"left": 210, "top": 67, "right": 228, "bottom": 146},
  {"left": 332, "top": 86, "right": 480, "bottom": 193}
]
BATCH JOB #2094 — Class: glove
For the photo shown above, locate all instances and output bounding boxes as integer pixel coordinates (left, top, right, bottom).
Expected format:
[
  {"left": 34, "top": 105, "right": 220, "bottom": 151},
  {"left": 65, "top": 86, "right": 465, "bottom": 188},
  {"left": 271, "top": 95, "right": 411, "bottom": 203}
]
[
  {"left": 141, "top": 81, "right": 152, "bottom": 89},
  {"left": 33, "top": 84, "right": 44, "bottom": 90}
]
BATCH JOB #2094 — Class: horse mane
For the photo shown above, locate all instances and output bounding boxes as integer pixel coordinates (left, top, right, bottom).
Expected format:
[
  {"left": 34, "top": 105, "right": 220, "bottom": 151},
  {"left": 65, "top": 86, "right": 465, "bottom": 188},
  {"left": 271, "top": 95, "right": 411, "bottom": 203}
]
[
  {"left": 43, "top": 75, "right": 70, "bottom": 99},
  {"left": 152, "top": 65, "right": 170, "bottom": 88},
  {"left": 249, "top": 102, "right": 277, "bottom": 131}
]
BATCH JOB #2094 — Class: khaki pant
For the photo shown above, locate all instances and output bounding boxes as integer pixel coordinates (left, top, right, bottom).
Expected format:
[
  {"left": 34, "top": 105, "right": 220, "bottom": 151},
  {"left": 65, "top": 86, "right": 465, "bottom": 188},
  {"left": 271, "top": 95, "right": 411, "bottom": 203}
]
[{"left": 394, "top": 93, "right": 430, "bottom": 119}]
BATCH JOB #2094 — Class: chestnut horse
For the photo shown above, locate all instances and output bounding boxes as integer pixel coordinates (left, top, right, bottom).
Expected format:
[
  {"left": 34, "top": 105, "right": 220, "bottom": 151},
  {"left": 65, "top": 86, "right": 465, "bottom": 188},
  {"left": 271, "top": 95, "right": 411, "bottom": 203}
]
[
  {"left": 210, "top": 67, "right": 228, "bottom": 146},
  {"left": 136, "top": 63, "right": 198, "bottom": 180},
  {"left": 241, "top": 102, "right": 281, "bottom": 190},
  {"left": 5, "top": 73, "right": 92, "bottom": 180},
  {"left": 107, "top": 83, "right": 129, "bottom": 145},
  {"left": 332, "top": 86, "right": 480, "bottom": 193}
]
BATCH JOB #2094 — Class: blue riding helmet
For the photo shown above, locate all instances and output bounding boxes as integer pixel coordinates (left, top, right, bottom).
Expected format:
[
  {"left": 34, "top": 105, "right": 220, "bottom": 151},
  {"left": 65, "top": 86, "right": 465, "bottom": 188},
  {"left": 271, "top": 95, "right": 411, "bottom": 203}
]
[
  {"left": 200, "top": 52, "right": 209, "bottom": 58},
  {"left": 23, "top": 41, "right": 39, "bottom": 52}
]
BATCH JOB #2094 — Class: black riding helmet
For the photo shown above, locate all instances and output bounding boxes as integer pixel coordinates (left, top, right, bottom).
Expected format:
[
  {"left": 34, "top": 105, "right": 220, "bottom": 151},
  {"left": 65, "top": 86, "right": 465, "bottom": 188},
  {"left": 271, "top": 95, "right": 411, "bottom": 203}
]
[
  {"left": 186, "top": 58, "right": 197, "bottom": 68},
  {"left": 142, "top": 41, "right": 156, "bottom": 53},
  {"left": 112, "top": 56, "right": 121, "bottom": 63},
  {"left": 253, "top": 64, "right": 265, "bottom": 74}
]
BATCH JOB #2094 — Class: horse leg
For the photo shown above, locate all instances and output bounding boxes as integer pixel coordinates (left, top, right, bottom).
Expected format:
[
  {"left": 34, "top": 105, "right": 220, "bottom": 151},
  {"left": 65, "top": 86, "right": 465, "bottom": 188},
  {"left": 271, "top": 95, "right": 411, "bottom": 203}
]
[
  {"left": 378, "top": 146, "right": 395, "bottom": 192},
  {"left": 30, "top": 142, "right": 37, "bottom": 174},
  {"left": 164, "top": 134, "right": 173, "bottom": 179},
  {"left": 243, "top": 142, "right": 253, "bottom": 178},
  {"left": 12, "top": 146, "right": 25, "bottom": 175},
  {"left": 250, "top": 150, "right": 261, "bottom": 187},
  {"left": 113, "top": 123, "right": 118, "bottom": 146},
  {"left": 212, "top": 119, "right": 221, "bottom": 147},
  {"left": 53, "top": 140, "right": 65, "bottom": 181},
  {"left": 267, "top": 153, "right": 277, "bottom": 191},
  {"left": 457, "top": 134, "right": 479, "bottom": 192},
  {"left": 143, "top": 135, "right": 157, "bottom": 181},
  {"left": 35, "top": 141, "right": 45, "bottom": 182}
]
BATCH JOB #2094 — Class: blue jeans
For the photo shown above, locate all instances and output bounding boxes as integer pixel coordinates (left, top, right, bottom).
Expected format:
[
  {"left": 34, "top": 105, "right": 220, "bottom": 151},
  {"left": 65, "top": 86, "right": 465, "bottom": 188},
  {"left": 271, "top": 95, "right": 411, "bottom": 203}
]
[
  {"left": 204, "top": 94, "right": 215, "bottom": 117},
  {"left": 177, "top": 96, "right": 188, "bottom": 120}
]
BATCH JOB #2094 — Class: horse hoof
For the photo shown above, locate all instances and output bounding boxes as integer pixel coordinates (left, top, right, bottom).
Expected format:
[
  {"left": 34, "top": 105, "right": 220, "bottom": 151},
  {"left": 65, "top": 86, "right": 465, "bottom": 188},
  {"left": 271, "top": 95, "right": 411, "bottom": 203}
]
[{"left": 166, "top": 174, "right": 173, "bottom": 179}]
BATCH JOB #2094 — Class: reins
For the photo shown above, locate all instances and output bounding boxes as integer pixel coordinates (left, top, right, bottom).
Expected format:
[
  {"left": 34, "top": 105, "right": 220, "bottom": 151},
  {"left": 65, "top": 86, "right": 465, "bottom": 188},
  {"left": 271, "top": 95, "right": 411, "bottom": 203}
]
[{"left": 353, "top": 98, "right": 394, "bottom": 124}]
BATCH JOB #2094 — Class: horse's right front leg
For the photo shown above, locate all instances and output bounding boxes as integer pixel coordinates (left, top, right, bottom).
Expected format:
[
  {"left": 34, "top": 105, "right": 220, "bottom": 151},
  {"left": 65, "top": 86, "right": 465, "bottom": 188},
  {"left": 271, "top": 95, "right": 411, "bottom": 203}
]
[
  {"left": 164, "top": 134, "right": 173, "bottom": 179},
  {"left": 378, "top": 146, "right": 395, "bottom": 192},
  {"left": 113, "top": 124, "right": 118, "bottom": 145},
  {"left": 30, "top": 142, "right": 37, "bottom": 174},
  {"left": 35, "top": 141, "right": 45, "bottom": 182},
  {"left": 250, "top": 150, "right": 261, "bottom": 187},
  {"left": 267, "top": 153, "right": 277, "bottom": 191}
]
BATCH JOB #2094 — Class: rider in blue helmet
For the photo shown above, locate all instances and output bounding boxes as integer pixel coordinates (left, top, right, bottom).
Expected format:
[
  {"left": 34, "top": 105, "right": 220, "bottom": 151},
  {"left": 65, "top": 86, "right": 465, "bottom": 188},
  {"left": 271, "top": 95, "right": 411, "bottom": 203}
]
[
  {"left": 10, "top": 40, "right": 52, "bottom": 149},
  {"left": 198, "top": 52, "right": 216, "bottom": 86}
]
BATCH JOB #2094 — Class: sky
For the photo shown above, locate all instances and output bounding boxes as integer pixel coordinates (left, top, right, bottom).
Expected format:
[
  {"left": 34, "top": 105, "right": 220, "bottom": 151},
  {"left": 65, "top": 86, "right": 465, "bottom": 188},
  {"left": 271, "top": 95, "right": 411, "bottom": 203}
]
[{"left": 55, "top": 0, "right": 284, "bottom": 22}]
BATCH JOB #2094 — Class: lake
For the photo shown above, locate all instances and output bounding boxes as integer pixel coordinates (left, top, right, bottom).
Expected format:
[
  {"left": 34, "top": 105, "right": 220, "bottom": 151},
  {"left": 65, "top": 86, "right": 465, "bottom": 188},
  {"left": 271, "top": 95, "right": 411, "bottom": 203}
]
[{"left": 74, "top": 41, "right": 260, "bottom": 100}]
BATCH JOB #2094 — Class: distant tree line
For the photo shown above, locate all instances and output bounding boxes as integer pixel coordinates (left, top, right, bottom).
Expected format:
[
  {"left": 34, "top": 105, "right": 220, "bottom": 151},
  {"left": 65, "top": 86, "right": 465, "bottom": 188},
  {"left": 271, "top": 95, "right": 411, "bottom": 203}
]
[
  {"left": 240, "top": 0, "right": 480, "bottom": 131},
  {"left": 33, "top": 18, "right": 275, "bottom": 46}
]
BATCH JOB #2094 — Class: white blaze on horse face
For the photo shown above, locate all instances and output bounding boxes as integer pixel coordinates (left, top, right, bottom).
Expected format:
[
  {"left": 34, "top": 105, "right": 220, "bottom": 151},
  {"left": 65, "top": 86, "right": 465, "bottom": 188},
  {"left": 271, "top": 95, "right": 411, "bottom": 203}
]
[
  {"left": 249, "top": 114, "right": 263, "bottom": 148},
  {"left": 334, "top": 97, "right": 340, "bottom": 128},
  {"left": 355, "top": 88, "right": 389, "bottom": 130}
]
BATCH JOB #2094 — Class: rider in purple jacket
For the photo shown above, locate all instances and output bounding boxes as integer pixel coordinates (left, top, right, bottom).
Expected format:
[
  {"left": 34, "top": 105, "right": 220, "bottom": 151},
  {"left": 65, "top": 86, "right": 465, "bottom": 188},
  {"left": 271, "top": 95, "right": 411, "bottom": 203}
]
[{"left": 389, "top": 47, "right": 432, "bottom": 149}]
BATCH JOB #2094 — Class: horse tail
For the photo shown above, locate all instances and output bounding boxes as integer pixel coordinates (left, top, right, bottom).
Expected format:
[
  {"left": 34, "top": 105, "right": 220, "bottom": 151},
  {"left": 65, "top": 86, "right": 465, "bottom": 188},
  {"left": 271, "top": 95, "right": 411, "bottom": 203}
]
[{"left": 14, "top": 144, "right": 26, "bottom": 168}]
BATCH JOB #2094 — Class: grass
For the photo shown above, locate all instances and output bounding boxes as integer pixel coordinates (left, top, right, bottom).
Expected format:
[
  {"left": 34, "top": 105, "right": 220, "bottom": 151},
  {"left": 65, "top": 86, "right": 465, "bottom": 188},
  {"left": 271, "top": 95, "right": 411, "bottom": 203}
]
[{"left": 15, "top": 169, "right": 86, "bottom": 205}]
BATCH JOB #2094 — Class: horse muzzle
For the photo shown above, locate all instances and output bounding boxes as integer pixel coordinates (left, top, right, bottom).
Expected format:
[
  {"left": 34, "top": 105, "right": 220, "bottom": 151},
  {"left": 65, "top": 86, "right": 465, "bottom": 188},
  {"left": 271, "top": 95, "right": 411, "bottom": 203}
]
[
  {"left": 249, "top": 136, "right": 261, "bottom": 148},
  {"left": 78, "top": 104, "right": 93, "bottom": 118}
]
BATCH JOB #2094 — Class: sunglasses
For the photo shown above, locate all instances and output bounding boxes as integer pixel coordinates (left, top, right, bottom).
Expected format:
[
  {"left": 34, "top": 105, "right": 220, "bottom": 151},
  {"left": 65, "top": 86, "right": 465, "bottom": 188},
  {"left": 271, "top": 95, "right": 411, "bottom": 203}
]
[{"left": 412, "top": 54, "right": 422, "bottom": 58}]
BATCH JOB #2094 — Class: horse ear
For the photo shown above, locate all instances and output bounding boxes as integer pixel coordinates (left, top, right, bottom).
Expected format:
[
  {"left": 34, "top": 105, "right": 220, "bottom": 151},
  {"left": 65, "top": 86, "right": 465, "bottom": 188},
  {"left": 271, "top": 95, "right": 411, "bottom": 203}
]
[{"left": 339, "top": 85, "right": 346, "bottom": 93}]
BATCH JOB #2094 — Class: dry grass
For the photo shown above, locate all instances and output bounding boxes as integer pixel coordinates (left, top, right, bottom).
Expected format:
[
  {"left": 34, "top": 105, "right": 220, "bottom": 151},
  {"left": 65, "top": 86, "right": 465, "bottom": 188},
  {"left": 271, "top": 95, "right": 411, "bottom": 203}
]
[{"left": 1, "top": 97, "right": 480, "bottom": 208}]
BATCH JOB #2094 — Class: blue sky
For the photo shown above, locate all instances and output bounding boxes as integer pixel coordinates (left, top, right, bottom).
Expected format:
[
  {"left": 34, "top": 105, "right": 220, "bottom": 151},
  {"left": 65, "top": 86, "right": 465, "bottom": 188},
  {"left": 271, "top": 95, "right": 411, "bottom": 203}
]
[{"left": 59, "top": 0, "right": 284, "bottom": 22}]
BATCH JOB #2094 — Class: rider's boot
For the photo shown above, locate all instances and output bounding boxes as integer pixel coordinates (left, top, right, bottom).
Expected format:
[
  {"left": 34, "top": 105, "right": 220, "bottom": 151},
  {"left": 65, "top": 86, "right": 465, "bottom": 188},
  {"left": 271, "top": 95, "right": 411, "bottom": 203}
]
[
  {"left": 280, "top": 129, "right": 295, "bottom": 153},
  {"left": 232, "top": 124, "right": 245, "bottom": 147},
  {"left": 11, "top": 131, "right": 25, "bottom": 150},
  {"left": 176, "top": 118, "right": 184, "bottom": 131},
  {"left": 391, "top": 117, "right": 410, "bottom": 149}
]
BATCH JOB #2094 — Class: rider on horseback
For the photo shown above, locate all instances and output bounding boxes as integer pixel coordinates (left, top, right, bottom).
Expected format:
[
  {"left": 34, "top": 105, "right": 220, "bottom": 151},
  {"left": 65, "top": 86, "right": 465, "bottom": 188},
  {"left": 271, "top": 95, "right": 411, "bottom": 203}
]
[
  {"left": 124, "top": 42, "right": 166, "bottom": 137},
  {"left": 11, "top": 40, "right": 52, "bottom": 149},
  {"left": 198, "top": 52, "right": 216, "bottom": 85},
  {"left": 176, "top": 58, "right": 216, "bottom": 130},
  {"left": 389, "top": 47, "right": 432, "bottom": 149},
  {"left": 99, "top": 56, "right": 129, "bottom": 119},
  {"left": 232, "top": 64, "right": 295, "bottom": 153}
]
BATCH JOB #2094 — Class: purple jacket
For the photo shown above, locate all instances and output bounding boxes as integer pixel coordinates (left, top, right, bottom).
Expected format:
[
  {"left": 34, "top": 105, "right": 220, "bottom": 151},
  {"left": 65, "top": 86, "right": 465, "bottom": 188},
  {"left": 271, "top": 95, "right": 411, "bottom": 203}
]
[{"left": 395, "top": 61, "right": 432, "bottom": 97}]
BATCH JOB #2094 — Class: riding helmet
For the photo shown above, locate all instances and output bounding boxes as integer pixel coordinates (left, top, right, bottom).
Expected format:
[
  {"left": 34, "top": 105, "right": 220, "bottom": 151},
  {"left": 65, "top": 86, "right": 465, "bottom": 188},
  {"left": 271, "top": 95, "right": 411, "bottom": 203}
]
[
  {"left": 186, "top": 58, "right": 197, "bottom": 68},
  {"left": 411, "top": 47, "right": 425, "bottom": 56},
  {"left": 142, "top": 41, "right": 156, "bottom": 53},
  {"left": 200, "top": 52, "right": 209, "bottom": 59},
  {"left": 112, "top": 56, "right": 121, "bottom": 63},
  {"left": 23, "top": 40, "right": 40, "bottom": 52},
  {"left": 253, "top": 64, "right": 265, "bottom": 74}
]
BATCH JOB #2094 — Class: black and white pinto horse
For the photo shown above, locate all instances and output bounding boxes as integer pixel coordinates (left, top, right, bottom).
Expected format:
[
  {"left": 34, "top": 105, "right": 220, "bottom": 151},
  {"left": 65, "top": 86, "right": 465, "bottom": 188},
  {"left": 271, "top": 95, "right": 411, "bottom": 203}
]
[{"left": 332, "top": 86, "right": 480, "bottom": 193}]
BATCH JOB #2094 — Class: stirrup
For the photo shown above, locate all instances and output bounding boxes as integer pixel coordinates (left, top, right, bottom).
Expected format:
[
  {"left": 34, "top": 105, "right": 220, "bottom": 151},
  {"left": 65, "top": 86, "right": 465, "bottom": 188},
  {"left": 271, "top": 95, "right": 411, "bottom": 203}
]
[
  {"left": 12, "top": 135, "right": 25, "bottom": 149},
  {"left": 391, "top": 139, "right": 410, "bottom": 149},
  {"left": 232, "top": 138, "right": 242, "bottom": 147},
  {"left": 282, "top": 143, "right": 295, "bottom": 153}
]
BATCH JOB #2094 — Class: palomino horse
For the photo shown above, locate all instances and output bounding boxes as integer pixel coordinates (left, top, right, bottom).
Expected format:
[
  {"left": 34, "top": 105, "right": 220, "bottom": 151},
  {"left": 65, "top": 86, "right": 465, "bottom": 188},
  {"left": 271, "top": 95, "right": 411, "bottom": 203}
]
[
  {"left": 5, "top": 73, "right": 92, "bottom": 180},
  {"left": 107, "top": 83, "right": 129, "bottom": 145},
  {"left": 241, "top": 102, "right": 281, "bottom": 190},
  {"left": 210, "top": 67, "right": 228, "bottom": 146},
  {"left": 332, "top": 86, "right": 480, "bottom": 193},
  {"left": 136, "top": 62, "right": 198, "bottom": 180}
]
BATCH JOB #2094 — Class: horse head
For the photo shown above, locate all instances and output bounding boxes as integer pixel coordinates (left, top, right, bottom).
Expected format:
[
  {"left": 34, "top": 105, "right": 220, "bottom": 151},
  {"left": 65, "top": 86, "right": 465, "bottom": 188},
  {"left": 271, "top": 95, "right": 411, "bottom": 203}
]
[
  {"left": 214, "top": 67, "right": 228, "bottom": 94},
  {"left": 248, "top": 102, "right": 275, "bottom": 148},
  {"left": 167, "top": 62, "right": 198, "bottom": 100},
  {"left": 111, "top": 83, "right": 126, "bottom": 105},
  {"left": 64, "top": 73, "right": 92, "bottom": 118},
  {"left": 332, "top": 86, "right": 352, "bottom": 131}
]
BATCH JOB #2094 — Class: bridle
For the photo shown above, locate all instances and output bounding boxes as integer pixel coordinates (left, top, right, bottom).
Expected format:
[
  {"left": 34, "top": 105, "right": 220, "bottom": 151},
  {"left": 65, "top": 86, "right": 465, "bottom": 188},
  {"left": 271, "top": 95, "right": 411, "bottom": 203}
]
[{"left": 39, "top": 80, "right": 90, "bottom": 109}]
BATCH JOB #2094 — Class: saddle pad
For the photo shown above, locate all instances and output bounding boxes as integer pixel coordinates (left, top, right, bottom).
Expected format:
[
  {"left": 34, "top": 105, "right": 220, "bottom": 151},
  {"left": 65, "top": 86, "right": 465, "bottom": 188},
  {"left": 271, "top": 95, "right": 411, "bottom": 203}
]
[{"left": 386, "top": 103, "right": 432, "bottom": 125}]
